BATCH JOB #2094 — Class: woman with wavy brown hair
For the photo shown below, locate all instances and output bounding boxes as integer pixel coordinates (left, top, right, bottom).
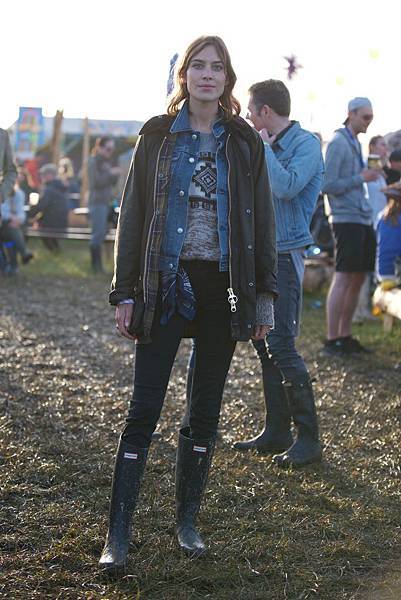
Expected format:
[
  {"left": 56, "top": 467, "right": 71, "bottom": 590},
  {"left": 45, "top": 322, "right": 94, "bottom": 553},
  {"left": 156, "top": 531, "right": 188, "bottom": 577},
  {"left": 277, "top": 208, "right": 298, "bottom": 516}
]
[{"left": 99, "top": 35, "right": 277, "bottom": 572}]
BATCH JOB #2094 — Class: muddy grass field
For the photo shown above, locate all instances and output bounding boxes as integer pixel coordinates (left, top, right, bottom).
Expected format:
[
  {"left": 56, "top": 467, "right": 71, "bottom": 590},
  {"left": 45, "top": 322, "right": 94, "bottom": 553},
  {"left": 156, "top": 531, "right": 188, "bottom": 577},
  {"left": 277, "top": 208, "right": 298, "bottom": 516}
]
[{"left": 1, "top": 241, "right": 400, "bottom": 599}]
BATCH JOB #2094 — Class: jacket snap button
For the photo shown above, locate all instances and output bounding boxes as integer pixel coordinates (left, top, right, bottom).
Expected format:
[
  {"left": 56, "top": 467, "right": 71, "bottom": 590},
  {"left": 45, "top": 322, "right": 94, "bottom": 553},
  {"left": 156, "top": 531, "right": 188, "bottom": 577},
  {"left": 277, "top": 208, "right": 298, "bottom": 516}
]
[
  {"left": 189, "top": 157, "right": 195, "bottom": 163},
  {"left": 247, "top": 324, "right": 252, "bottom": 329},
  {"left": 179, "top": 190, "right": 185, "bottom": 197},
  {"left": 246, "top": 209, "right": 251, "bottom": 214},
  {"left": 177, "top": 227, "right": 183, "bottom": 234},
  {"left": 169, "top": 263, "right": 174, "bottom": 269},
  {"left": 249, "top": 282, "right": 254, "bottom": 287},
  {"left": 247, "top": 245, "right": 252, "bottom": 250},
  {"left": 192, "top": 134, "right": 197, "bottom": 140}
]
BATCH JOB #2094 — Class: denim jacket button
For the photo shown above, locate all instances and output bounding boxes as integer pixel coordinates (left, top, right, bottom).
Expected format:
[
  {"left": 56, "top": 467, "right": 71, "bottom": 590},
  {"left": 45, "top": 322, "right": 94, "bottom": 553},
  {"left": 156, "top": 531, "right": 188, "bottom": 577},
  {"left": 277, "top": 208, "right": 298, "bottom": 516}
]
[
  {"left": 247, "top": 244, "right": 253, "bottom": 250},
  {"left": 179, "top": 190, "right": 185, "bottom": 197},
  {"left": 246, "top": 209, "right": 251, "bottom": 214},
  {"left": 189, "top": 157, "right": 195, "bottom": 163},
  {"left": 249, "top": 282, "right": 254, "bottom": 287},
  {"left": 177, "top": 227, "right": 183, "bottom": 234},
  {"left": 192, "top": 134, "right": 197, "bottom": 140},
  {"left": 169, "top": 263, "right": 174, "bottom": 269}
]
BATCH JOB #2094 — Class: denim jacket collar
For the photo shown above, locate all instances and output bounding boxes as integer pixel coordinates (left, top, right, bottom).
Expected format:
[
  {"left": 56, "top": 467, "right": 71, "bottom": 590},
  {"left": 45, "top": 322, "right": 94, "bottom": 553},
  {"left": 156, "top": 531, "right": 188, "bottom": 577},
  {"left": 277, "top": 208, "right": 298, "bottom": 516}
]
[
  {"left": 170, "top": 101, "right": 225, "bottom": 139},
  {"left": 273, "top": 121, "right": 300, "bottom": 151}
]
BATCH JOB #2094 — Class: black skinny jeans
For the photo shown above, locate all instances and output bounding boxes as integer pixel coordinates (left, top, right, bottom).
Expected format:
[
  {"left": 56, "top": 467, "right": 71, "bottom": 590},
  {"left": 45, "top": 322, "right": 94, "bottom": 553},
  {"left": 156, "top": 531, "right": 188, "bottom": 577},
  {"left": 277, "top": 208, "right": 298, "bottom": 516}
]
[{"left": 122, "top": 261, "right": 236, "bottom": 448}]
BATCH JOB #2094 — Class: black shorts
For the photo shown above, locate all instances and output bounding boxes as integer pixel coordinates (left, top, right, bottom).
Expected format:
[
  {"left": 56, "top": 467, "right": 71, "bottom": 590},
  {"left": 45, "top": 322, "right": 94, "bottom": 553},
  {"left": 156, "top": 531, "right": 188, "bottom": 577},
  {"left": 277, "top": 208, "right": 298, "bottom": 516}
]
[{"left": 332, "top": 223, "right": 376, "bottom": 272}]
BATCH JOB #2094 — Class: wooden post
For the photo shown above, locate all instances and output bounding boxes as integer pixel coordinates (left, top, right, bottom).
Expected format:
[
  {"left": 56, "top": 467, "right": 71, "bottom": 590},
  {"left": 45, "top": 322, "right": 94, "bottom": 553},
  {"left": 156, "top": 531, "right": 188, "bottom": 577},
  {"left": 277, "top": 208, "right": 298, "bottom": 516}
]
[
  {"left": 51, "top": 110, "right": 63, "bottom": 165},
  {"left": 80, "top": 117, "right": 90, "bottom": 207},
  {"left": 383, "top": 314, "right": 394, "bottom": 333}
]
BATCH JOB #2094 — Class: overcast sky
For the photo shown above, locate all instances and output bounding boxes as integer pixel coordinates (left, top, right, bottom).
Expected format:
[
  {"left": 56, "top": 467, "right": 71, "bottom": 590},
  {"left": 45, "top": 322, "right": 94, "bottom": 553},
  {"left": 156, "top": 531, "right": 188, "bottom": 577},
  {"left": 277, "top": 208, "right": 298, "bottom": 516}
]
[{"left": 2, "top": 0, "right": 400, "bottom": 141}]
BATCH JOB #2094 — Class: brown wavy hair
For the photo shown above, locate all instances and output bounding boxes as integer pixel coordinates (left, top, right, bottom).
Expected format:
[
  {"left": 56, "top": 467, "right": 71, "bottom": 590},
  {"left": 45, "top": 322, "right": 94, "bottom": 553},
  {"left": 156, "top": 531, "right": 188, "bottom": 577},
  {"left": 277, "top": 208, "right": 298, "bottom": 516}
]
[{"left": 167, "top": 36, "right": 241, "bottom": 122}]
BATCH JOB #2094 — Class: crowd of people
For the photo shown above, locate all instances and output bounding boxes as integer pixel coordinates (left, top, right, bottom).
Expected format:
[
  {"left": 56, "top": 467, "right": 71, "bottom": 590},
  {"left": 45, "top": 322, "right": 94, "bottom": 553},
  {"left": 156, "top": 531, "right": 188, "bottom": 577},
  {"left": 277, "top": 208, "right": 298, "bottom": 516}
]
[
  {"left": 323, "top": 99, "right": 401, "bottom": 354},
  {"left": 1, "top": 34, "right": 401, "bottom": 573},
  {"left": 0, "top": 137, "right": 121, "bottom": 274}
]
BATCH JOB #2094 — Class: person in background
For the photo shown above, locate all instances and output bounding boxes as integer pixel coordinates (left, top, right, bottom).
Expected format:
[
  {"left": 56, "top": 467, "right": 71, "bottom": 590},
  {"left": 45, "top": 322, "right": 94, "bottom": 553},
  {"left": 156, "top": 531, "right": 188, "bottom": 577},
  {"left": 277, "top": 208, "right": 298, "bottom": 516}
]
[
  {"left": 366, "top": 135, "right": 388, "bottom": 222},
  {"left": 88, "top": 137, "right": 121, "bottom": 272},
  {"left": 0, "top": 183, "right": 33, "bottom": 273},
  {"left": 376, "top": 183, "right": 401, "bottom": 286},
  {"left": 384, "top": 148, "right": 401, "bottom": 185},
  {"left": 353, "top": 135, "right": 388, "bottom": 322},
  {"left": 0, "top": 128, "right": 17, "bottom": 205},
  {"left": 322, "top": 97, "right": 379, "bottom": 355},
  {"left": 30, "top": 163, "right": 69, "bottom": 252},
  {"left": 58, "top": 157, "right": 80, "bottom": 210},
  {"left": 0, "top": 127, "right": 18, "bottom": 274},
  {"left": 232, "top": 79, "right": 323, "bottom": 468}
]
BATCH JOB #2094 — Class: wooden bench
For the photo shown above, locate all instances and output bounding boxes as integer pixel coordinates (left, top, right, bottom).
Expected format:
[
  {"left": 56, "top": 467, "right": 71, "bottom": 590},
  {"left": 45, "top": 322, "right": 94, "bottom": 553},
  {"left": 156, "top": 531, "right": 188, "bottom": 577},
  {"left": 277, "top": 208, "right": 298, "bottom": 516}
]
[
  {"left": 25, "top": 206, "right": 118, "bottom": 242},
  {"left": 25, "top": 226, "right": 116, "bottom": 242},
  {"left": 373, "top": 286, "right": 401, "bottom": 332}
]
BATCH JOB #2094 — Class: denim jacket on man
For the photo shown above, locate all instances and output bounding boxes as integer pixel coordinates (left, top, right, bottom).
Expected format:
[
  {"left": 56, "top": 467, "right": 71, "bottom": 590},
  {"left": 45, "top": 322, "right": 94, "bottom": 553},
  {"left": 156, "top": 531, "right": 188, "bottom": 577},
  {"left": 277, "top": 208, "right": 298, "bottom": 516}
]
[
  {"left": 159, "top": 102, "right": 229, "bottom": 272},
  {"left": 264, "top": 122, "right": 324, "bottom": 252}
]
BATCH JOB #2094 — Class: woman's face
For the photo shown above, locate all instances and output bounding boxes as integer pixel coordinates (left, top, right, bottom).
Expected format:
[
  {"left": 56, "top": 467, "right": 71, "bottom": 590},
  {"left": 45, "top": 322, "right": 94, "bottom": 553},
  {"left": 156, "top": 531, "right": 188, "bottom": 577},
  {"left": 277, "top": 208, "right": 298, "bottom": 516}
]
[
  {"left": 99, "top": 141, "right": 115, "bottom": 158},
  {"left": 184, "top": 44, "right": 227, "bottom": 104},
  {"left": 372, "top": 138, "right": 388, "bottom": 160}
]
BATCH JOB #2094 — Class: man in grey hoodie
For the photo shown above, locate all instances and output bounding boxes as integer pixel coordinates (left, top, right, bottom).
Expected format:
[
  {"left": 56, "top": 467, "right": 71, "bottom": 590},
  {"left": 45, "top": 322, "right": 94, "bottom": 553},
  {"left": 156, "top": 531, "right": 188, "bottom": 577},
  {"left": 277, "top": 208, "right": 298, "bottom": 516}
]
[{"left": 322, "top": 98, "right": 379, "bottom": 354}]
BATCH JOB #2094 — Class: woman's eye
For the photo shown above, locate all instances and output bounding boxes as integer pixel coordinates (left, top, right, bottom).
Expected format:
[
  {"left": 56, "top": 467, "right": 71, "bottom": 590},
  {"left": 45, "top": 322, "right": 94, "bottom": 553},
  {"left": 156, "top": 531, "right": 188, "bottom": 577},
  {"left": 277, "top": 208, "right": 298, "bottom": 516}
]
[{"left": 213, "top": 65, "right": 223, "bottom": 71}]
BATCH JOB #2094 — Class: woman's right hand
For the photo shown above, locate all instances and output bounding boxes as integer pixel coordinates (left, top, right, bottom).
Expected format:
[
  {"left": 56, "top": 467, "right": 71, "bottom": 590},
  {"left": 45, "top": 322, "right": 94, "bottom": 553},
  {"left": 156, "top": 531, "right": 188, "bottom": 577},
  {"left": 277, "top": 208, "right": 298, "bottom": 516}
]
[{"left": 115, "top": 303, "right": 137, "bottom": 341}]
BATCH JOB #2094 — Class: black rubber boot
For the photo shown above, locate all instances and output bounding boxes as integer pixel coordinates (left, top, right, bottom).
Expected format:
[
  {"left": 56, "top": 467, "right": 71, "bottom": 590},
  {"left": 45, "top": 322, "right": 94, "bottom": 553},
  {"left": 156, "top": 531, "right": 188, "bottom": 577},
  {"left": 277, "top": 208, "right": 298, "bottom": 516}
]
[
  {"left": 273, "top": 378, "right": 322, "bottom": 468},
  {"left": 99, "top": 437, "right": 148, "bottom": 573},
  {"left": 175, "top": 427, "right": 215, "bottom": 558},
  {"left": 233, "top": 380, "right": 293, "bottom": 453},
  {"left": 180, "top": 366, "right": 194, "bottom": 429}
]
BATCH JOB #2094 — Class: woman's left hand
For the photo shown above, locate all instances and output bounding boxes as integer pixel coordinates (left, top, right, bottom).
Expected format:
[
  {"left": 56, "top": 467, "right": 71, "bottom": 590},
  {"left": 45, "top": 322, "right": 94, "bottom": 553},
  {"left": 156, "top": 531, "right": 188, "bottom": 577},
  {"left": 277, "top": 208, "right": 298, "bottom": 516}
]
[{"left": 252, "top": 325, "right": 271, "bottom": 341}]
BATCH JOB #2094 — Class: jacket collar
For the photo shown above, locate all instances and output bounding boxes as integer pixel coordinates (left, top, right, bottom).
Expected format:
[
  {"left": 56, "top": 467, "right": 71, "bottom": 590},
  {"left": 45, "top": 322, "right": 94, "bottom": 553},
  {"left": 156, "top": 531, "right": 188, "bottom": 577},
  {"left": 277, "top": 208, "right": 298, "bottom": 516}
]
[
  {"left": 272, "top": 121, "right": 300, "bottom": 150},
  {"left": 170, "top": 101, "right": 226, "bottom": 139},
  {"left": 139, "top": 104, "right": 256, "bottom": 143},
  {"left": 139, "top": 114, "right": 175, "bottom": 136},
  {"left": 336, "top": 127, "right": 362, "bottom": 156},
  {"left": 170, "top": 101, "right": 192, "bottom": 133}
]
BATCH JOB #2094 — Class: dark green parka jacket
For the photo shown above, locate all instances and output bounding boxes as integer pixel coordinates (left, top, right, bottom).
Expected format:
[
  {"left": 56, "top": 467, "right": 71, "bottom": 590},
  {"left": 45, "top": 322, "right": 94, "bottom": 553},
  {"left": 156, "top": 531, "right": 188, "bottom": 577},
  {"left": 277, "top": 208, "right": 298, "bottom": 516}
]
[{"left": 110, "top": 113, "right": 277, "bottom": 343}]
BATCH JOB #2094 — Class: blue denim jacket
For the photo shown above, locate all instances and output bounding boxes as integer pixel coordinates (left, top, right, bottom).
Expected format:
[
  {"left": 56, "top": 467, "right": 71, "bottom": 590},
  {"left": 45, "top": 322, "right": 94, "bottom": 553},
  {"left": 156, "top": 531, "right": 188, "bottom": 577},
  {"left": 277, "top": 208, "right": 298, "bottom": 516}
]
[
  {"left": 264, "top": 122, "right": 324, "bottom": 252},
  {"left": 159, "top": 102, "right": 229, "bottom": 272}
]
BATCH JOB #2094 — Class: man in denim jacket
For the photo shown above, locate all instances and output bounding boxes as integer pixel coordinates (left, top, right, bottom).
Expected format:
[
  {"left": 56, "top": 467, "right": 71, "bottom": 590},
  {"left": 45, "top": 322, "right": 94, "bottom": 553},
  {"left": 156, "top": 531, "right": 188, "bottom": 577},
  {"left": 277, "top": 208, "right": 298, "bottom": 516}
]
[{"left": 234, "top": 79, "right": 324, "bottom": 467}]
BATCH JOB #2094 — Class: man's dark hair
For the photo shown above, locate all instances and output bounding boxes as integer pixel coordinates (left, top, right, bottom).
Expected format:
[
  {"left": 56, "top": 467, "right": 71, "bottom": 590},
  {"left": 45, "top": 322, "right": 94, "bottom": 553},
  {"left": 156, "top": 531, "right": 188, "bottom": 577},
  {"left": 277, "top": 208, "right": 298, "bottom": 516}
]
[
  {"left": 249, "top": 79, "right": 291, "bottom": 117},
  {"left": 390, "top": 148, "right": 401, "bottom": 162}
]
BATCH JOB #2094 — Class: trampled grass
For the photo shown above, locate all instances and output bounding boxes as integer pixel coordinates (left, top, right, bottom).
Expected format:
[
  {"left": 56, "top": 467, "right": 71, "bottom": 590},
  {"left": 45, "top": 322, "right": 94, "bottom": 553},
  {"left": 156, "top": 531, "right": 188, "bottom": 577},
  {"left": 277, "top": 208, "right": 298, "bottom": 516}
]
[{"left": 0, "top": 245, "right": 400, "bottom": 599}]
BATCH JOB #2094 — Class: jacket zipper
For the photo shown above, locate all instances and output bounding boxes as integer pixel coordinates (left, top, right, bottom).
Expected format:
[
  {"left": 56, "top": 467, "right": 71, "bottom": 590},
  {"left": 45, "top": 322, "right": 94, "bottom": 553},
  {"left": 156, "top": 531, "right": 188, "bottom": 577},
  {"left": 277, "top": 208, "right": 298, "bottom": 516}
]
[
  {"left": 225, "top": 133, "right": 238, "bottom": 314},
  {"left": 143, "top": 137, "right": 166, "bottom": 304}
]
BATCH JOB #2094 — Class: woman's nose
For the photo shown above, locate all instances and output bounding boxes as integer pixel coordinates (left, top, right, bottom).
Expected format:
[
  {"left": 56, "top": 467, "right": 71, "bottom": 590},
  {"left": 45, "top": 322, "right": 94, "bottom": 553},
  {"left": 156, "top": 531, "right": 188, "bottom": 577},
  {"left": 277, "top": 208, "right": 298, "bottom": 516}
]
[{"left": 201, "top": 67, "right": 213, "bottom": 79}]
